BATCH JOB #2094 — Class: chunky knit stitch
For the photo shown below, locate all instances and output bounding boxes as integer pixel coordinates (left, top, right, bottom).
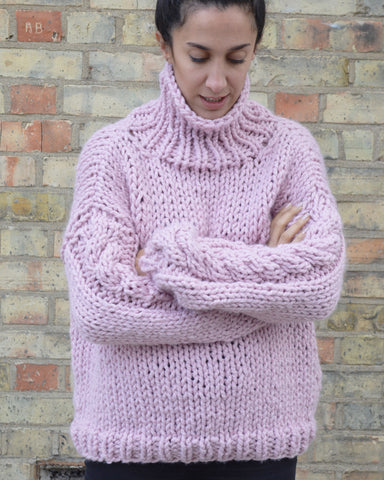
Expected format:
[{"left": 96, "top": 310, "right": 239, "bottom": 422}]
[{"left": 62, "top": 63, "right": 345, "bottom": 464}]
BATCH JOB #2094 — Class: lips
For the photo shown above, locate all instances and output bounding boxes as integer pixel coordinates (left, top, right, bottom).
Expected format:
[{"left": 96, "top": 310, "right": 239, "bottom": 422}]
[
  {"left": 202, "top": 96, "right": 226, "bottom": 103},
  {"left": 200, "top": 94, "right": 229, "bottom": 110}
]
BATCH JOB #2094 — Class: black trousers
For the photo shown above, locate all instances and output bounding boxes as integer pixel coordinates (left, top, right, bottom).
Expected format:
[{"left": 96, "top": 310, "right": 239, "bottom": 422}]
[{"left": 85, "top": 457, "right": 297, "bottom": 480}]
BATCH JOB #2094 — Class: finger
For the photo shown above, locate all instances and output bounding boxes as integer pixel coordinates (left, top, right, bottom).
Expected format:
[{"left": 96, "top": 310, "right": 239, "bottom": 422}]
[
  {"left": 292, "top": 231, "right": 306, "bottom": 243},
  {"left": 278, "top": 215, "right": 310, "bottom": 245},
  {"left": 269, "top": 205, "right": 303, "bottom": 246}
]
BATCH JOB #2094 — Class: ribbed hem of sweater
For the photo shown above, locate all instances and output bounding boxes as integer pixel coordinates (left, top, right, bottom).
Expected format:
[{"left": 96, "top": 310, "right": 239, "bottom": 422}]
[{"left": 71, "top": 423, "right": 316, "bottom": 464}]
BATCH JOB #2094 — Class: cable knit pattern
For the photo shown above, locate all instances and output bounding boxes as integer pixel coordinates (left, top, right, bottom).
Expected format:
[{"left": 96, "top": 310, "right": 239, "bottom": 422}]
[{"left": 62, "top": 63, "right": 345, "bottom": 464}]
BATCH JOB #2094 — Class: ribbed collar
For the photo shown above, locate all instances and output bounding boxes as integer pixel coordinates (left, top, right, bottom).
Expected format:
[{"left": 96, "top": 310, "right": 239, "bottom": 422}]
[
  {"left": 159, "top": 62, "right": 251, "bottom": 134},
  {"left": 126, "top": 63, "right": 273, "bottom": 170}
]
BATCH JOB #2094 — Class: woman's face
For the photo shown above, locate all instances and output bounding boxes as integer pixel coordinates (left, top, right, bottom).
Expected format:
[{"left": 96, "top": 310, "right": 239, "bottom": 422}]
[{"left": 157, "top": 6, "right": 257, "bottom": 120}]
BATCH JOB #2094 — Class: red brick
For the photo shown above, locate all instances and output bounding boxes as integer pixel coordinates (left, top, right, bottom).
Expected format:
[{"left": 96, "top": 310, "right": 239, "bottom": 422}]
[
  {"left": 15, "top": 363, "right": 58, "bottom": 391},
  {"left": 0, "top": 121, "right": 41, "bottom": 152},
  {"left": 282, "top": 19, "right": 331, "bottom": 50},
  {"left": 16, "top": 10, "right": 62, "bottom": 43},
  {"left": 317, "top": 337, "right": 335, "bottom": 364},
  {"left": 347, "top": 239, "right": 384, "bottom": 264},
  {"left": 275, "top": 93, "right": 319, "bottom": 122},
  {"left": 11, "top": 84, "right": 56, "bottom": 114},
  {"left": 42, "top": 121, "right": 72, "bottom": 153}
]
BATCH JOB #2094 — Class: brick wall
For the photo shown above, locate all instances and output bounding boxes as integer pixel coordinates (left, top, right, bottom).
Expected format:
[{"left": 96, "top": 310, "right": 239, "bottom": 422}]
[{"left": 0, "top": 1, "right": 383, "bottom": 479}]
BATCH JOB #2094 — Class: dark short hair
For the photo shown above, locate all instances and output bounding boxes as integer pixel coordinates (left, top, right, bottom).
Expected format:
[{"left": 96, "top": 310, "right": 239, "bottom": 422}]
[{"left": 155, "top": 0, "right": 266, "bottom": 46}]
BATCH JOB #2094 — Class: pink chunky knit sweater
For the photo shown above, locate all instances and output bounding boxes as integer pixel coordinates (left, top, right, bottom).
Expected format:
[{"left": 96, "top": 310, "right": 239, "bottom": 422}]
[{"left": 62, "top": 63, "right": 345, "bottom": 464}]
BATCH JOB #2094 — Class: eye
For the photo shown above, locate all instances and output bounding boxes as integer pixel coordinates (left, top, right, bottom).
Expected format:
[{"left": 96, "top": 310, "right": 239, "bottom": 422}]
[
  {"left": 228, "top": 58, "right": 245, "bottom": 64},
  {"left": 189, "top": 55, "right": 207, "bottom": 63}
]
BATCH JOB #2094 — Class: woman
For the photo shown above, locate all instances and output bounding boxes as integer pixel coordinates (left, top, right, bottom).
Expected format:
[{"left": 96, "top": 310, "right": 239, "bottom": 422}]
[{"left": 62, "top": 1, "right": 345, "bottom": 479}]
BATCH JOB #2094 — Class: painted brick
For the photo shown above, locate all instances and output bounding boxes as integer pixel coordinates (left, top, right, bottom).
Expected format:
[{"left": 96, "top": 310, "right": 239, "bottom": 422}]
[
  {"left": 321, "top": 371, "right": 384, "bottom": 399},
  {"left": 67, "top": 12, "right": 115, "bottom": 44},
  {"left": 297, "top": 471, "right": 335, "bottom": 480},
  {"left": 0, "top": 332, "right": 70, "bottom": 359},
  {"left": 324, "top": 93, "right": 384, "bottom": 124},
  {"left": 342, "top": 130, "right": 374, "bottom": 161},
  {"left": 0, "top": 260, "right": 67, "bottom": 291},
  {"left": 377, "top": 129, "right": 384, "bottom": 162},
  {"left": 311, "top": 128, "right": 339, "bottom": 161},
  {"left": 282, "top": 19, "right": 331, "bottom": 50},
  {"left": 0, "top": 49, "right": 82, "bottom": 80},
  {"left": 5, "top": 429, "right": 54, "bottom": 457},
  {"left": 329, "top": 21, "right": 383, "bottom": 53},
  {"left": 275, "top": 93, "right": 319, "bottom": 122},
  {"left": 317, "top": 337, "right": 334, "bottom": 364},
  {"left": 2, "top": 192, "right": 66, "bottom": 222},
  {"left": 327, "top": 303, "right": 384, "bottom": 332},
  {"left": 249, "top": 92, "right": 269, "bottom": 108},
  {"left": 43, "top": 156, "right": 77, "bottom": 188},
  {"left": 90, "top": 0, "right": 137, "bottom": 8},
  {"left": 90, "top": 51, "right": 163, "bottom": 82},
  {"left": 1, "top": 295, "right": 48, "bottom": 325},
  {"left": 327, "top": 307, "right": 358, "bottom": 331},
  {"left": 344, "top": 473, "right": 384, "bottom": 480},
  {"left": 0, "top": 395, "right": 73, "bottom": 425},
  {"left": 359, "top": 0, "right": 384, "bottom": 15},
  {"left": 15, "top": 364, "right": 58, "bottom": 391},
  {"left": 138, "top": 0, "right": 155, "bottom": 7},
  {"left": 347, "top": 239, "right": 384, "bottom": 265},
  {"left": 0, "top": 10, "right": 9, "bottom": 41},
  {"left": 315, "top": 402, "right": 336, "bottom": 431},
  {"left": 0, "top": 157, "right": 35, "bottom": 186},
  {"left": 313, "top": 436, "right": 384, "bottom": 464},
  {"left": 11, "top": 84, "right": 56, "bottom": 114},
  {"left": 250, "top": 55, "right": 348, "bottom": 87},
  {"left": 0, "top": 87, "right": 4, "bottom": 113},
  {"left": 55, "top": 298, "right": 70, "bottom": 326},
  {"left": 123, "top": 11, "right": 158, "bottom": 46},
  {"left": 355, "top": 60, "right": 384, "bottom": 88},
  {"left": 42, "top": 120, "right": 72, "bottom": 153},
  {"left": 328, "top": 168, "right": 383, "bottom": 196},
  {"left": 371, "top": 306, "right": 384, "bottom": 332},
  {"left": 343, "top": 273, "right": 384, "bottom": 298},
  {"left": 59, "top": 431, "right": 78, "bottom": 456},
  {"left": 0, "top": 192, "right": 7, "bottom": 219},
  {"left": 258, "top": 18, "right": 278, "bottom": 50},
  {"left": 338, "top": 202, "right": 384, "bottom": 231},
  {"left": 0, "top": 462, "right": 30, "bottom": 480},
  {"left": 80, "top": 121, "right": 110, "bottom": 147},
  {"left": 267, "top": 0, "right": 357, "bottom": 15},
  {"left": 3, "top": 0, "right": 81, "bottom": 4},
  {"left": 65, "top": 366, "right": 72, "bottom": 392},
  {"left": 64, "top": 85, "right": 159, "bottom": 117},
  {"left": 0, "top": 121, "right": 41, "bottom": 153},
  {"left": 16, "top": 10, "right": 61, "bottom": 43},
  {"left": 342, "top": 403, "right": 384, "bottom": 430},
  {"left": 36, "top": 193, "right": 66, "bottom": 222},
  {"left": 54, "top": 231, "right": 63, "bottom": 257},
  {"left": 0, "top": 364, "right": 10, "bottom": 390},
  {"left": 340, "top": 336, "right": 384, "bottom": 365},
  {"left": 1, "top": 229, "right": 47, "bottom": 256}
]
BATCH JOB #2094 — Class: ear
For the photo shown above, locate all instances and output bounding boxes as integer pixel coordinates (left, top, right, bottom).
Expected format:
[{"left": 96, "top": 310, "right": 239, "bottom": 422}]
[{"left": 156, "top": 31, "right": 173, "bottom": 64}]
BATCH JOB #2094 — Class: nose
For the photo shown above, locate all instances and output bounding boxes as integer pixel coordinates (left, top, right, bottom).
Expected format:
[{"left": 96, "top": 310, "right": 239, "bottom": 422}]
[{"left": 205, "top": 63, "right": 227, "bottom": 93}]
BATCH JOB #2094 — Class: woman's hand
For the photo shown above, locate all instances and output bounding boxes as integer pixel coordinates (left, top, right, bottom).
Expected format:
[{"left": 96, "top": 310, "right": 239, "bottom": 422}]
[
  {"left": 267, "top": 204, "right": 310, "bottom": 247},
  {"left": 135, "top": 248, "right": 146, "bottom": 275}
]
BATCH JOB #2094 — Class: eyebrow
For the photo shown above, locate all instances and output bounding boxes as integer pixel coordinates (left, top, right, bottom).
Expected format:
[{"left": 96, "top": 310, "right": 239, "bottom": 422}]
[{"left": 186, "top": 42, "right": 251, "bottom": 52}]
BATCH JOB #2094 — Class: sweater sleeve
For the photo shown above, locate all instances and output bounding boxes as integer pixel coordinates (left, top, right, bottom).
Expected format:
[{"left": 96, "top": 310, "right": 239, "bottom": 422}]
[
  {"left": 61, "top": 127, "right": 264, "bottom": 345},
  {"left": 140, "top": 125, "right": 346, "bottom": 323}
]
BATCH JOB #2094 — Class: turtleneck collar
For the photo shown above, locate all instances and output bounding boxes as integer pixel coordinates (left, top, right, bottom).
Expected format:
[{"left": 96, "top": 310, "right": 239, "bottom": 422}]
[
  {"left": 125, "top": 62, "right": 273, "bottom": 171},
  {"left": 159, "top": 62, "right": 250, "bottom": 134}
]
